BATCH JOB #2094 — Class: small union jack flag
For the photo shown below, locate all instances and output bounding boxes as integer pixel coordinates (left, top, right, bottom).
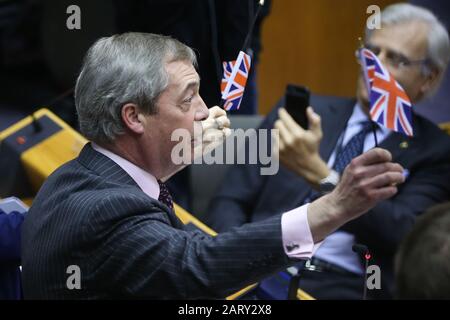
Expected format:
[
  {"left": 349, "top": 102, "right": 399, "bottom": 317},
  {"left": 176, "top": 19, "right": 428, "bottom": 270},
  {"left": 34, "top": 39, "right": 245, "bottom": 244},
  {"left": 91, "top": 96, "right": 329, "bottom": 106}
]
[
  {"left": 359, "top": 48, "right": 414, "bottom": 137},
  {"left": 221, "top": 51, "right": 251, "bottom": 111}
]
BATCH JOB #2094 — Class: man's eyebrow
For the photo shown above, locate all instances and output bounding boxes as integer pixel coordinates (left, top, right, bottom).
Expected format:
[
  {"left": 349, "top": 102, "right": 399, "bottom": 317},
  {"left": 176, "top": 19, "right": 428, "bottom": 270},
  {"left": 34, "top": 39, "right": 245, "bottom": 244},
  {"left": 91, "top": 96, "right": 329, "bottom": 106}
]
[
  {"left": 181, "top": 79, "right": 200, "bottom": 94},
  {"left": 369, "top": 42, "right": 409, "bottom": 59}
]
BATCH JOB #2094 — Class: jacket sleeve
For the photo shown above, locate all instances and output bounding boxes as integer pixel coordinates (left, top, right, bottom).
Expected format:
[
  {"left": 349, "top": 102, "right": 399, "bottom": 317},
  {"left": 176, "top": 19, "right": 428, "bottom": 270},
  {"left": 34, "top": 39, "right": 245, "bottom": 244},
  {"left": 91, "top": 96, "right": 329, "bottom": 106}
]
[{"left": 84, "top": 192, "right": 292, "bottom": 299}]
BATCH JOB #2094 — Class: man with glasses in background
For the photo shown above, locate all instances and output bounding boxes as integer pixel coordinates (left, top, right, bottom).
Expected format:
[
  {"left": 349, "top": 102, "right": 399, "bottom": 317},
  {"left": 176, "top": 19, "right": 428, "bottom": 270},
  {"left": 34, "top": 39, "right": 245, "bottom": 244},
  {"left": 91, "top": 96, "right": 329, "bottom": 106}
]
[{"left": 207, "top": 3, "right": 450, "bottom": 299}]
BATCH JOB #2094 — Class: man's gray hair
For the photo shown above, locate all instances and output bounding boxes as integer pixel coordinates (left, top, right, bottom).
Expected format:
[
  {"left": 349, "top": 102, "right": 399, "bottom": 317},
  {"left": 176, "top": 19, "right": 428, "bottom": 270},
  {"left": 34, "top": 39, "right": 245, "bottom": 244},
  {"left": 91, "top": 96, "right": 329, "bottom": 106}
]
[
  {"left": 75, "top": 32, "right": 197, "bottom": 144},
  {"left": 366, "top": 3, "right": 449, "bottom": 94}
]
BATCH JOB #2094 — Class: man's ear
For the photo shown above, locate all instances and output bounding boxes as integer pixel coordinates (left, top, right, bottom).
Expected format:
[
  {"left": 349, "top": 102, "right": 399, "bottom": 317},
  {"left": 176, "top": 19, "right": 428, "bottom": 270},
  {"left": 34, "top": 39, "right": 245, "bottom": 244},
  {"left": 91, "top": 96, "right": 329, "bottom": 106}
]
[
  {"left": 121, "top": 103, "right": 145, "bottom": 134},
  {"left": 420, "top": 68, "right": 440, "bottom": 96}
]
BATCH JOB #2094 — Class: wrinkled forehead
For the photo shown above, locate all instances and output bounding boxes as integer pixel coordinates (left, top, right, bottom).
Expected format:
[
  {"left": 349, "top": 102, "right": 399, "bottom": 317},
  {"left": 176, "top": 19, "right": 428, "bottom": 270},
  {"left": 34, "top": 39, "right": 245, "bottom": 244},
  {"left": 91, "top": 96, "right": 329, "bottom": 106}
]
[
  {"left": 368, "top": 21, "right": 429, "bottom": 58},
  {"left": 165, "top": 60, "right": 200, "bottom": 89}
]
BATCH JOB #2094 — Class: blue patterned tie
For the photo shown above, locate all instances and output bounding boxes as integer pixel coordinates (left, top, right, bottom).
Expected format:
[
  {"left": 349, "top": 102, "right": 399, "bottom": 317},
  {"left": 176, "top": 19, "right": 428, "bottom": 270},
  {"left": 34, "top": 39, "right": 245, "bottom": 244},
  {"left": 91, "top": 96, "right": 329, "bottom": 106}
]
[
  {"left": 158, "top": 179, "right": 174, "bottom": 210},
  {"left": 333, "top": 121, "right": 374, "bottom": 173}
]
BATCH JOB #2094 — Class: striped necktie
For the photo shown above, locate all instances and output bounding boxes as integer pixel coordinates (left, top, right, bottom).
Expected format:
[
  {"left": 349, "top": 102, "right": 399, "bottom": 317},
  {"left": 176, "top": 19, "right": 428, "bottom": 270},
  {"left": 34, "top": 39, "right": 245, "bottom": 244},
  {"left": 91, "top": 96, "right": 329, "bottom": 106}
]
[{"left": 333, "top": 121, "right": 374, "bottom": 173}]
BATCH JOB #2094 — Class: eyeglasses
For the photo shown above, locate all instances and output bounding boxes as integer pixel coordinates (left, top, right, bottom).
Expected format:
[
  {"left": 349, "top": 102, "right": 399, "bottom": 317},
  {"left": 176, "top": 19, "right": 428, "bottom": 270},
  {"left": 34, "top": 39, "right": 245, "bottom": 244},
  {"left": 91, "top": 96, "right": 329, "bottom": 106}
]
[{"left": 361, "top": 43, "right": 430, "bottom": 69}]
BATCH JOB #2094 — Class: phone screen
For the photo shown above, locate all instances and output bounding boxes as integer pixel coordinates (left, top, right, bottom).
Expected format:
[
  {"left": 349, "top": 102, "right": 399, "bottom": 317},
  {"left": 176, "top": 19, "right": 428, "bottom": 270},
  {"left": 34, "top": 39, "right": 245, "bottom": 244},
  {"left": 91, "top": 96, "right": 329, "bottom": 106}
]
[{"left": 284, "top": 84, "right": 310, "bottom": 129}]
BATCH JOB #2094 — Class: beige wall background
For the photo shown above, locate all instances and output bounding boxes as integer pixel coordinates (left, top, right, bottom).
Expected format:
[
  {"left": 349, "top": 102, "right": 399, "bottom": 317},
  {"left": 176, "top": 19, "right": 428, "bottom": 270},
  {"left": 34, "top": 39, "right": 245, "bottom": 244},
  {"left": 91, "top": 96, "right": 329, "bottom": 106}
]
[{"left": 257, "top": 0, "right": 399, "bottom": 115}]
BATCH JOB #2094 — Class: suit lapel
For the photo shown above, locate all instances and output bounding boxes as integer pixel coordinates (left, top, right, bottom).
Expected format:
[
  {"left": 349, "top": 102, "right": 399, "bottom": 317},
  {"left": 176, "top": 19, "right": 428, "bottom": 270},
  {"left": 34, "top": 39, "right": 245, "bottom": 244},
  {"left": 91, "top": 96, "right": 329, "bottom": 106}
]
[
  {"left": 376, "top": 112, "right": 422, "bottom": 163},
  {"left": 77, "top": 143, "right": 139, "bottom": 188}
]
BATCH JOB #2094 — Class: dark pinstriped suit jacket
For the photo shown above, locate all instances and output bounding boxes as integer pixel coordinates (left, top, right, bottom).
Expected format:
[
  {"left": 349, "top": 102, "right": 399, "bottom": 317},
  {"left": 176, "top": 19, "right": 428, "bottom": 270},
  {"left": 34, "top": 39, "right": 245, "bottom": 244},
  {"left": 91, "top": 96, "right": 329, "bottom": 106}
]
[{"left": 21, "top": 143, "right": 292, "bottom": 299}]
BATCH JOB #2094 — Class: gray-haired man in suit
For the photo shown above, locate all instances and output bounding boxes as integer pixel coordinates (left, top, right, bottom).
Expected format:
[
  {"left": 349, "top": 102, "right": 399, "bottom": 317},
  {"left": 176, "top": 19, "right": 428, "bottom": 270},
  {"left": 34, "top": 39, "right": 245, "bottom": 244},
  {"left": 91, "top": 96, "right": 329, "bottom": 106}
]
[{"left": 21, "top": 32, "right": 404, "bottom": 299}]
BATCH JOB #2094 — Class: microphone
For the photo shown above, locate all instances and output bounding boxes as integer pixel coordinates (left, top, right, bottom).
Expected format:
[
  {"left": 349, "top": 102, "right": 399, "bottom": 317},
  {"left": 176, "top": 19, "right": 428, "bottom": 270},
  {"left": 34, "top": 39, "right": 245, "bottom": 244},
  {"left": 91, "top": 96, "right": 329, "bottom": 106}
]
[
  {"left": 287, "top": 266, "right": 301, "bottom": 300},
  {"left": 286, "top": 261, "right": 307, "bottom": 300},
  {"left": 352, "top": 243, "right": 371, "bottom": 300},
  {"left": 352, "top": 244, "right": 368, "bottom": 255}
]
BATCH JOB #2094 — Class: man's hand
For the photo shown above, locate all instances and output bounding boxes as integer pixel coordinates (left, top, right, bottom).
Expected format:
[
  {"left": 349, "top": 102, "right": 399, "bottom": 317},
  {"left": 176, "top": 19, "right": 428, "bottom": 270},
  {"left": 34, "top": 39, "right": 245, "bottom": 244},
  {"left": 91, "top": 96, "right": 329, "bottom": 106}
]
[
  {"left": 274, "top": 107, "right": 330, "bottom": 187},
  {"left": 307, "top": 148, "right": 405, "bottom": 242},
  {"left": 165, "top": 107, "right": 231, "bottom": 182},
  {"left": 194, "top": 106, "right": 231, "bottom": 159}
]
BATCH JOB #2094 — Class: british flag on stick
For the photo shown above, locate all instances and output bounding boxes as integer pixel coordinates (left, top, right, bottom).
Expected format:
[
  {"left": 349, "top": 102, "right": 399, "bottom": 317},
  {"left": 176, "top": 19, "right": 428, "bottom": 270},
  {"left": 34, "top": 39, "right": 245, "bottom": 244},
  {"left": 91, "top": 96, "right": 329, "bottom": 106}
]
[{"left": 359, "top": 48, "right": 414, "bottom": 137}]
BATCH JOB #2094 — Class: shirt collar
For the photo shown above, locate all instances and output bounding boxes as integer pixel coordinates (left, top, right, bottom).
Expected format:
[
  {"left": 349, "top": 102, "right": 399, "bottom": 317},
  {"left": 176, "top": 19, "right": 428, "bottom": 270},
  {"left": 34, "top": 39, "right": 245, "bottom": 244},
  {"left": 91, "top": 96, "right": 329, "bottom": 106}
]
[
  {"left": 91, "top": 143, "right": 160, "bottom": 200},
  {"left": 349, "top": 102, "right": 391, "bottom": 136}
]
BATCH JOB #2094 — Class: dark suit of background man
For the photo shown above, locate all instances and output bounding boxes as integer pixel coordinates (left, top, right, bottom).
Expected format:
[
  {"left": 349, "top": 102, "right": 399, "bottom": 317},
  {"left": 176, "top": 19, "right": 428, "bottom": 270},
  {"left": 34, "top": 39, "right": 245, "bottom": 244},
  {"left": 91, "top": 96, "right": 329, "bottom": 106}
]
[
  {"left": 20, "top": 33, "right": 404, "bottom": 299},
  {"left": 207, "top": 3, "right": 450, "bottom": 299}
]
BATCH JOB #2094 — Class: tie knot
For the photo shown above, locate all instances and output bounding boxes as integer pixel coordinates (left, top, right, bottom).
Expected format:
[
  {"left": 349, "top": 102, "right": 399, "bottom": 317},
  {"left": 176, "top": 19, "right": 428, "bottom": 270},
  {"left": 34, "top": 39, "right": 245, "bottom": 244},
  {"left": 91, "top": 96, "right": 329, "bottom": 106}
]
[{"left": 360, "top": 121, "right": 375, "bottom": 133}]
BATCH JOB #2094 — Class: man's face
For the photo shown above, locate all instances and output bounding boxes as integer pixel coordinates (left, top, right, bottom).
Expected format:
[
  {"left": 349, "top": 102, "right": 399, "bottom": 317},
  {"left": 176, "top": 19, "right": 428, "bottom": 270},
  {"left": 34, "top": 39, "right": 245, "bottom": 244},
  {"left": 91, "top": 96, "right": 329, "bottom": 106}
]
[
  {"left": 357, "top": 21, "right": 434, "bottom": 110},
  {"left": 142, "top": 60, "right": 209, "bottom": 177}
]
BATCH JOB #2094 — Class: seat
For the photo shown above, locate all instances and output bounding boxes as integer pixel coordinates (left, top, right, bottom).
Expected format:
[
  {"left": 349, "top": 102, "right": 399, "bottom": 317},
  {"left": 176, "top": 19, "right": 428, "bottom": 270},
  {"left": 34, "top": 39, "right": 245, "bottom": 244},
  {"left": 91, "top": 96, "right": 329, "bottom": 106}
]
[
  {"left": 189, "top": 115, "right": 263, "bottom": 220},
  {"left": 439, "top": 121, "right": 450, "bottom": 135}
]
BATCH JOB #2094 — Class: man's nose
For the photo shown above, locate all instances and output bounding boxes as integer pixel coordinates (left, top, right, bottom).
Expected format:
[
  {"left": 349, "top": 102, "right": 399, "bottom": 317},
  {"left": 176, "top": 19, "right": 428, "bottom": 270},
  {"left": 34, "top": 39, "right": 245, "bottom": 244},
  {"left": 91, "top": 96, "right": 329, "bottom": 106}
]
[
  {"left": 195, "top": 96, "right": 209, "bottom": 121},
  {"left": 376, "top": 50, "right": 389, "bottom": 66},
  {"left": 376, "top": 51, "right": 397, "bottom": 75}
]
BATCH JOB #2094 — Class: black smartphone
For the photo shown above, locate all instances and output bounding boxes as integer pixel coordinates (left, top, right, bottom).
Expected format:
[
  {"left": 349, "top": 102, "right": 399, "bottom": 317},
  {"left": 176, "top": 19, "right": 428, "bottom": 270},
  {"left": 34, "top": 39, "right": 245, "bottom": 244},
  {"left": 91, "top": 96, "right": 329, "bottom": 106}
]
[{"left": 284, "top": 84, "right": 310, "bottom": 129}]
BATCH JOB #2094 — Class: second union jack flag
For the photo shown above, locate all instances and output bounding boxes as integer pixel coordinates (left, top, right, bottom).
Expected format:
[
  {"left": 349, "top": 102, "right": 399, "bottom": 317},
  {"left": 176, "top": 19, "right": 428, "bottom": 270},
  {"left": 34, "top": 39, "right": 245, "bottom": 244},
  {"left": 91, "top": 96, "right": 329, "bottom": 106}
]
[
  {"left": 359, "top": 48, "right": 414, "bottom": 136},
  {"left": 221, "top": 51, "right": 251, "bottom": 111}
]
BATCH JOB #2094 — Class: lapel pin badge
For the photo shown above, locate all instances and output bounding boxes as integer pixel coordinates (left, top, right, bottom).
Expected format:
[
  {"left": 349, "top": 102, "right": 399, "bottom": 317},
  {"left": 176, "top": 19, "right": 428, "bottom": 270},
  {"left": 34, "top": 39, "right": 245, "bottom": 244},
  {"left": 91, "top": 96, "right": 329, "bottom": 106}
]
[{"left": 399, "top": 141, "right": 409, "bottom": 149}]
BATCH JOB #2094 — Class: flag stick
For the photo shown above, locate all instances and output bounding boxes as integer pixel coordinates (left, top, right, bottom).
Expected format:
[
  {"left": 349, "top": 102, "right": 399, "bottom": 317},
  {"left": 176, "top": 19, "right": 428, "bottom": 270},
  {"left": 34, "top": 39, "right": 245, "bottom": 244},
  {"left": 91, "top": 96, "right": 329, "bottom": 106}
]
[
  {"left": 372, "top": 122, "right": 378, "bottom": 147},
  {"left": 358, "top": 37, "right": 379, "bottom": 148},
  {"left": 220, "top": 0, "right": 265, "bottom": 109},
  {"left": 241, "top": 0, "right": 265, "bottom": 52}
]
